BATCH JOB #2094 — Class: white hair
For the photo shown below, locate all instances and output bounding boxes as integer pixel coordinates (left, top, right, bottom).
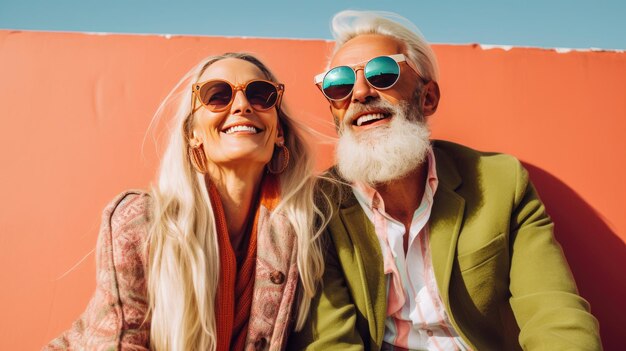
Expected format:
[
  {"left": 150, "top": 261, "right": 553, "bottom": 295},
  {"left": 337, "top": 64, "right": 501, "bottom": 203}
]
[
  {"left": 147, "top": 53, "right": 326, "bottom": 351},
  {"left": 331, "top": 10, "right": 439, "bottom": 82}
]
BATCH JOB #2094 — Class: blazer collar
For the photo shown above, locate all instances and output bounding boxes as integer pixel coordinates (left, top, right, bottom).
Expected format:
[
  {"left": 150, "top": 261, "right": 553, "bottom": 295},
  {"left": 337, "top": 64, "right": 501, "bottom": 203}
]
[{"left": 432, "top": 141, "right": 462, "bottom": 191}]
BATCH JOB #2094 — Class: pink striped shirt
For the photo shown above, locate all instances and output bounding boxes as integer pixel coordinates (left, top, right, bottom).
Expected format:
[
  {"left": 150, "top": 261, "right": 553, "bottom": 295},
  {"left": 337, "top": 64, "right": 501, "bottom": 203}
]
[{"left": 352, "top": 149, "right": 470, "bottom": 351}]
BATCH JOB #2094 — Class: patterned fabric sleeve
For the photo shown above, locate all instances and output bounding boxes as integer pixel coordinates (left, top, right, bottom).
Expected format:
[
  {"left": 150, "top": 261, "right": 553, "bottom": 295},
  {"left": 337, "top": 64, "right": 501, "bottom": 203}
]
[{"left": 43, "top": 191, "right": 151, "bottom": 351}]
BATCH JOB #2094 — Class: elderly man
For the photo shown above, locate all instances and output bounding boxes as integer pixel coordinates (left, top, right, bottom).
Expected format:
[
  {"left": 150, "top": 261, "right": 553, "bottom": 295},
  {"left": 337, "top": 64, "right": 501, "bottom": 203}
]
[{"left": 289, "top": 10, "right": 601, "bottom": 351}]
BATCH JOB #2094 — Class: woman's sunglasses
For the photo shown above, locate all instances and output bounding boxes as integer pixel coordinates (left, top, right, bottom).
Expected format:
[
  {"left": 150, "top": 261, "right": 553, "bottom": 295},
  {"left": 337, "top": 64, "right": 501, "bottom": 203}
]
[
  {"left": 314, "top": 54, "right": 418, "bottom": 101},
  {"left": 192, "top": 79, "right": 284, "bottom": 113}
]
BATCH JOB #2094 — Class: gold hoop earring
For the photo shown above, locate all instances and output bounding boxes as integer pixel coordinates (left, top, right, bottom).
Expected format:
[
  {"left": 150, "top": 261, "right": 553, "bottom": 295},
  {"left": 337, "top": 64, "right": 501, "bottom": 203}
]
[
  {"left": 267, "top": 142, "right": 290, "bottom": 174},
  {"left": 188, "top": 145, "right": 209, "bottom": 174}
]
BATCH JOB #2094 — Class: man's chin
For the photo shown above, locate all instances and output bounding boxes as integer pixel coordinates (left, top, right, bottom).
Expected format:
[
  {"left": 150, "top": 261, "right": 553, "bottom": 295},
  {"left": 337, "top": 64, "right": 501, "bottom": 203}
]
[{"left": 336, "top": 124, "right": 431, "bottom": 185}]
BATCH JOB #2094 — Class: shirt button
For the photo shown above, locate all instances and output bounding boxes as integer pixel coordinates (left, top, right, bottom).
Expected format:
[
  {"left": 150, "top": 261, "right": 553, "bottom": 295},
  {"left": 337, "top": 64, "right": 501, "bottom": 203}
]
[
  {"left": 269, "top": 270, "right": 285, "bottom": 284},
  {"left": 426, "top": 329, "right": 434, "bottom": 336},
  {"left": 254, "top": 337, "right": 267, "bottom": 350}
]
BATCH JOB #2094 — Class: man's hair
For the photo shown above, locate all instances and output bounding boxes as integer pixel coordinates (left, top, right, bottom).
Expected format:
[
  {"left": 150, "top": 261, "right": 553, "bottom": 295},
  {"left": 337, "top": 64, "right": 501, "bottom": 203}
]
[{"left": 330, "top": 10, "right": 439, "bottom": 82}]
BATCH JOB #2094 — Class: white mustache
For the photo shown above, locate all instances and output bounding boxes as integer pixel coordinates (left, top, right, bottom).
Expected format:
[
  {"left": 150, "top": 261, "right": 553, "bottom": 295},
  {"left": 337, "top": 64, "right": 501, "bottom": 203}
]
[{"left": 342, "top": 101, "right": 395, "bottom": 128}]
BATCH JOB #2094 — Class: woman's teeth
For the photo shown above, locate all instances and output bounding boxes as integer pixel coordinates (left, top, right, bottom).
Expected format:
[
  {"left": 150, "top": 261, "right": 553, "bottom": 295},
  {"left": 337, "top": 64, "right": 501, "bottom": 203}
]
[
  {"left": 355, "top": 113, "right": 386, "bottom": 126},
  {"left": 224, "top": 125, "right": 259, "bottom": 134}
]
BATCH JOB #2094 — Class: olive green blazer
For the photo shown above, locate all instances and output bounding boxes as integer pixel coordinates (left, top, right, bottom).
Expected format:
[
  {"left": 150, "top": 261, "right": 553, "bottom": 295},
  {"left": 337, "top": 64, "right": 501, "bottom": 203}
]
[{"left": 290, "top": 140, "right": 601, "bottom": 351}]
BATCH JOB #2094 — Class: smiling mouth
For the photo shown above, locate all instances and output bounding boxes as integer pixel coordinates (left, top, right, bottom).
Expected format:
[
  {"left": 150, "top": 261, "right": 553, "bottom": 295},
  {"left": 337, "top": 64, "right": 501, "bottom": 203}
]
[
  {"left": 222, "top": 125, "right": 262, "bottom": 134},
  {"left": 354, "top": 113, "right": 391, "bottom": 126}
]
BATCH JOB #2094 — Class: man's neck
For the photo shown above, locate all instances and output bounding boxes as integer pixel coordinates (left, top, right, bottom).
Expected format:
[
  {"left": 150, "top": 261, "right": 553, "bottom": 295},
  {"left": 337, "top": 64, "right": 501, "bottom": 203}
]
[{"left": 373, "top": 164, "right": 427, "bottom": 247}]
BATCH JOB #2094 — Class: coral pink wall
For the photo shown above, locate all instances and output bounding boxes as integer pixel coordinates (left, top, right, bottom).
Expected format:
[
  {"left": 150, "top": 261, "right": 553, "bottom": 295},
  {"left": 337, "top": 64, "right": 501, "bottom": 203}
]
[{"left": 0, "top": 30, "right": 624, "bottom": 349}]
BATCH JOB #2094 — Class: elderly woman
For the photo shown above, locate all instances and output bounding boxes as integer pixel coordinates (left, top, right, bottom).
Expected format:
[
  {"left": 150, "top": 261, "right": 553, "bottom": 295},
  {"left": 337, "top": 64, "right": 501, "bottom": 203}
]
[{"left": 44, "top": 53, "right": 327, "bottom": 351}]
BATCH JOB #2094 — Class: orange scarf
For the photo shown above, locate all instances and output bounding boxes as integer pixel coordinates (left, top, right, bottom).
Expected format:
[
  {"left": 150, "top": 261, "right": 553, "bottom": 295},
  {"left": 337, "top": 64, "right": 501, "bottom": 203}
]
[{"left": 209, "top": 175, "right": 280, "bottom": 351}]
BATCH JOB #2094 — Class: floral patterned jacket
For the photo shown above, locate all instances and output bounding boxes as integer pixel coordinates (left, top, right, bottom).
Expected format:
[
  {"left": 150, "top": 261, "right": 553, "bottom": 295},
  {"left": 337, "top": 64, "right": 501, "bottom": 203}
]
[{"left": 43, "top": 190, "right": 300, "bottom": 351}]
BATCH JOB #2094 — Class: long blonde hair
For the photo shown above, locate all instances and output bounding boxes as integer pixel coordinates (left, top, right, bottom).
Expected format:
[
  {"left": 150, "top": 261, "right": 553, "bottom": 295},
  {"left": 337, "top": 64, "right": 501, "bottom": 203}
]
[{"left": 147, "top": 53, "right": 326, "bottom": 351}]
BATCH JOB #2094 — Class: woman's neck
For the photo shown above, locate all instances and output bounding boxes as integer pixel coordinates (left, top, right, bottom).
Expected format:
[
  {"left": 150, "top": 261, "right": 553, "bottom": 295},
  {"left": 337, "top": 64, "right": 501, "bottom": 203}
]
[{"left": 207, "top": 164, "right": 265, "bottom": 250}]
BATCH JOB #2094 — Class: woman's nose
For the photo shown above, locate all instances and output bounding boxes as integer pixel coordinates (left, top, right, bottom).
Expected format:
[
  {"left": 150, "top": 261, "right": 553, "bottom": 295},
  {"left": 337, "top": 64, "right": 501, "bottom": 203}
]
[{"left": 230, "top": 89, "right": 253, "bottom": 115}]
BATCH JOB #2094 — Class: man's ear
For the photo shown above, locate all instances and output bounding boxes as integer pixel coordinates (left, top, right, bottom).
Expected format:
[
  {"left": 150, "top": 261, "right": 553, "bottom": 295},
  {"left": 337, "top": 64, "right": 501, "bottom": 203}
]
[{"left": 421, "top": 80, "right": 440, "bottom": 117}]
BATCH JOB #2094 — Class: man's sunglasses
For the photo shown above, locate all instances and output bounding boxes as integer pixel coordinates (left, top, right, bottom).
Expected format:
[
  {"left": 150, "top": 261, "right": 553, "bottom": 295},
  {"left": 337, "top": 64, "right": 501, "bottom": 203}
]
[
  {"left": 314, "top": 54, "right": 418, "bottom": 101},
  {"left": 192, "top": 79, "right": 284, "bottom": 113}
]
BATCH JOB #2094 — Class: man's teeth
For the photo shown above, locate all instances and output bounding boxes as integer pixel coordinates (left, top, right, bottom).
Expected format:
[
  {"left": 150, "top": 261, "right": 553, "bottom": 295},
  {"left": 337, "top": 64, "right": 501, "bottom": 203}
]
[
  {"left": 355, "top": 113, "right": 386, "bottom": 126},
  {"left": 224, "top": 125, "right": 258, "bottom": 134}
]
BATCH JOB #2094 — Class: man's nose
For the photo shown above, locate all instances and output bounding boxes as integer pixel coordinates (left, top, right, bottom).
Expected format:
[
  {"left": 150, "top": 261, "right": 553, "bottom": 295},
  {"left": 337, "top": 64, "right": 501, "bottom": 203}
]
[{"left": 351, "top": 69, "right": 378, "bottom": 104}]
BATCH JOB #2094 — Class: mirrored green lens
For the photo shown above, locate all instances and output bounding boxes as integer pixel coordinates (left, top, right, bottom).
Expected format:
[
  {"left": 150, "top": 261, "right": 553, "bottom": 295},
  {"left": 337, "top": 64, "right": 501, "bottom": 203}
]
[
  {"left": 364, "top": 56, "right": 400, "bottom": 89},
  {"left": 322, "top": 66, "right": 356, "bottom": 100}
]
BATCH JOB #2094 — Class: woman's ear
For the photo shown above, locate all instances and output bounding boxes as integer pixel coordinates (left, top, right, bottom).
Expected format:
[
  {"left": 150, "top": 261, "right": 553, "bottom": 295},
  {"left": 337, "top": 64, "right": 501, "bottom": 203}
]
[
  {"left": 421, "top": 80, "right": 440, "bottom": 117},
  {"left": 275, "top": 121, "right": 285, "bottom": 146},
  {"left": 189, "top": 130, "right": 203, "bottom": 148}
]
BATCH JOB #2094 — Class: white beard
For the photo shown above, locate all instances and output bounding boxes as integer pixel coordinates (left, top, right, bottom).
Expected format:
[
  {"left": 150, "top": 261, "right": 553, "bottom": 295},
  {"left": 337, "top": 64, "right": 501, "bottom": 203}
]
[{"left": 335, "top": 99, "right": 431, "bottom": 185}]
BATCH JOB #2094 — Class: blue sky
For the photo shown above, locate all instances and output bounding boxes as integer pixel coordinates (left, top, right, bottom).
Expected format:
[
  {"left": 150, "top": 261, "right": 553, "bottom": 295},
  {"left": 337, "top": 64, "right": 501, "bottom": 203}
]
[{"left": 1, "top": 0, "right": 624, "bottom": 50}]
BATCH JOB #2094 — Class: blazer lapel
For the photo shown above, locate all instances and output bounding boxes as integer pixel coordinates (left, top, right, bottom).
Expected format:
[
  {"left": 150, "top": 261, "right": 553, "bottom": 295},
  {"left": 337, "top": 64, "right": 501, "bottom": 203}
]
[
  {"left": 430, "top": 146, "right": 465, "bottom": 306},
  {"left": 334, "top": 195, "right": 386, "bottom": 348}
]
